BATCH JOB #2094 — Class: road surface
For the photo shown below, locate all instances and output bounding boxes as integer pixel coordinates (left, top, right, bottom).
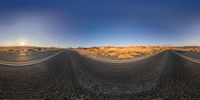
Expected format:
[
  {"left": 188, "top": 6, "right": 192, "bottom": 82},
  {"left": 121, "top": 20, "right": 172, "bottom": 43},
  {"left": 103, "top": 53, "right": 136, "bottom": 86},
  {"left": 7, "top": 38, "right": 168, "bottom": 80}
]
[
  {"left": 0, "top": 50, "right": 200, "bottom": 99},
  {"left": 0, "top": 50, "right": 60, "bottom": 62}
]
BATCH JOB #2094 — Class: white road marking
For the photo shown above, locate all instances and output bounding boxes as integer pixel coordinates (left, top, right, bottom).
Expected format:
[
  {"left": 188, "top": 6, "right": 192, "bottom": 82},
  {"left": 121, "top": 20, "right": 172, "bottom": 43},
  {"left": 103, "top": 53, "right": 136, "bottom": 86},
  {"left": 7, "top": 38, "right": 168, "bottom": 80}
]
[
  {"left": 0, "top": 51, "right": 63, "bottom": 66},
  {"left": 173, "top": 51, "right": 200, "bottom": 64}
]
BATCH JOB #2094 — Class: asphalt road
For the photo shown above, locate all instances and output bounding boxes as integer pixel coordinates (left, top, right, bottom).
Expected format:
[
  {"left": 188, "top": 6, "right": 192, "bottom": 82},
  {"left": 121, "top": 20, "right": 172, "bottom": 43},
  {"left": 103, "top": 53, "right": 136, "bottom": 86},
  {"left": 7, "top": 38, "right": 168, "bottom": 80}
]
[
  {"left": 176, "top": 50, "right": 200, "bottom": 60},
  {"left": 0, "top": 50, "right": 60, "bottom": 62},
  {"left": 0, "top": 50, "right": 200, "bottom": 99}
]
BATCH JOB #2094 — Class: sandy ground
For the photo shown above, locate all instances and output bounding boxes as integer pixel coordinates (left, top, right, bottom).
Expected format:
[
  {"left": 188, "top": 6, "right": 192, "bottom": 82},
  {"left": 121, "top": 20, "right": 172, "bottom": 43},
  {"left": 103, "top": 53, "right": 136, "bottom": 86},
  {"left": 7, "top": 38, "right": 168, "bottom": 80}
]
[{"left": 78, "top": 50, "right": 162, "bottom": 63}]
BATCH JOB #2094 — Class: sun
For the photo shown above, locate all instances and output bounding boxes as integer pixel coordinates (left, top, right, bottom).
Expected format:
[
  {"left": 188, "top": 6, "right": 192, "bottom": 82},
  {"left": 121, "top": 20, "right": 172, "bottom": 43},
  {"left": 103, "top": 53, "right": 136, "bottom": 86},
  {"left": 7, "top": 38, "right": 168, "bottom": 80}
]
[{"left": 20, "top": 41, "right": 26, "bottom": 46}]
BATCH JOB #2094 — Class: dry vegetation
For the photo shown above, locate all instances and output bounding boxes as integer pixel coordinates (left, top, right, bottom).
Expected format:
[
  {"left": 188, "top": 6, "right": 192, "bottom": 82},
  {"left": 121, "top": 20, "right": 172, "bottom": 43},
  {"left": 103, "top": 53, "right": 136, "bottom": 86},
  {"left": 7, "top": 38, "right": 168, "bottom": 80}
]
[
  {"left": 77, "top": 46, "right": 165, "bottom": 59},
  {"left": 77, "top": 46, "right": 200, "bottom": 60},
  {"left": 0, "top": 46, "right": 62, "bottom": 54}
]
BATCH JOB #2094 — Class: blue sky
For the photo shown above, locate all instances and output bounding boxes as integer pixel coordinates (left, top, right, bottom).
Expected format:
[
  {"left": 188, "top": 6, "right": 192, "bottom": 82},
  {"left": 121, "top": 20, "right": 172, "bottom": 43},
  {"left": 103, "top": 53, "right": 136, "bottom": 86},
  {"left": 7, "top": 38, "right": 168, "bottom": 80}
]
[{"left": 0, "top": 0, "right": 200, "bottom": 47}]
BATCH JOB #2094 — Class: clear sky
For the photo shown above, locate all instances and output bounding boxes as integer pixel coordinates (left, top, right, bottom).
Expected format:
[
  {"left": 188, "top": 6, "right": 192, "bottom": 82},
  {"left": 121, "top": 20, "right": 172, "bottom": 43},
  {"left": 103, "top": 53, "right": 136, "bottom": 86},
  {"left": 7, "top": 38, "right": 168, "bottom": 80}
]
[{"left": 0, "top": 0, "right": 200, "bottom": 47}]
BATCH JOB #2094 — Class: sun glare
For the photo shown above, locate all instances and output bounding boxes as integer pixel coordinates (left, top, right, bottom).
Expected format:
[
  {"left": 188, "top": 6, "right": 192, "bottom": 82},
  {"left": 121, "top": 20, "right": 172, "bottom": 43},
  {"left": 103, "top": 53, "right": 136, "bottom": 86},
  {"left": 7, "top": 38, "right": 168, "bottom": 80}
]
[{"left": 20, "top": 41, "right": 26, "bottom": 46}]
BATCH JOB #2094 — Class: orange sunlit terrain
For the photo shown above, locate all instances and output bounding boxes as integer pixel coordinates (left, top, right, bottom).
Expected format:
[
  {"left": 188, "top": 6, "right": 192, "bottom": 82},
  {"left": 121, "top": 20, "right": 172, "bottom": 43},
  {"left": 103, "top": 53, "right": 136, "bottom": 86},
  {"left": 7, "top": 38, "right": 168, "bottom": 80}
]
[
  {"left": 77, "top": 46, "right": 200, "bottom": 60},
  {"left": 77, "top": 46, "right": 165, "bottom": 60}
]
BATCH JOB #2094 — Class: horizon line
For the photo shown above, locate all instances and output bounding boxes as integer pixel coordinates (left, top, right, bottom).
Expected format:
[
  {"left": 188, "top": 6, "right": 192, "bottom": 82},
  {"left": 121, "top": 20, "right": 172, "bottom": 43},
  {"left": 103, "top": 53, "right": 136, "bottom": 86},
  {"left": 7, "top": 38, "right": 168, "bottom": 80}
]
[{"left": 0, "top": 45, "right": 200, "bottom": 48}]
